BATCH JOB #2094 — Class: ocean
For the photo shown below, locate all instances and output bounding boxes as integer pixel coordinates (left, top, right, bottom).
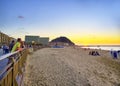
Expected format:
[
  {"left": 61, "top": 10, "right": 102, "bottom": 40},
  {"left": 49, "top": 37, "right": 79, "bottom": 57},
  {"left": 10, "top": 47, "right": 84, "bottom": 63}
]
[{"left": 82, "top": 47, "right": 120, "bottom": 51}]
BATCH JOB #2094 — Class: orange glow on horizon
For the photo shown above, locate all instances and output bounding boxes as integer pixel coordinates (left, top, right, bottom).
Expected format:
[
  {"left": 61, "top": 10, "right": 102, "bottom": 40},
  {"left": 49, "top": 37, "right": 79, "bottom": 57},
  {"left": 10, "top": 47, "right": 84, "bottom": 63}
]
[
  {"left": 70, "top": 35, "right": 120, "bottom": 45},
  {"left": 14, "top": 33, "right": 120, "bottom": 45}
]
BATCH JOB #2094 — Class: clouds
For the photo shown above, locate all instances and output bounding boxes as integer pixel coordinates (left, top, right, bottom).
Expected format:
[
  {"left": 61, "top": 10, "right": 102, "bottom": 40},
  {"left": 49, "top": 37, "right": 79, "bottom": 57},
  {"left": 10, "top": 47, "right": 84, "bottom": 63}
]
[{"left": 18, "top": 16, "right": 24, "bottom": 19}]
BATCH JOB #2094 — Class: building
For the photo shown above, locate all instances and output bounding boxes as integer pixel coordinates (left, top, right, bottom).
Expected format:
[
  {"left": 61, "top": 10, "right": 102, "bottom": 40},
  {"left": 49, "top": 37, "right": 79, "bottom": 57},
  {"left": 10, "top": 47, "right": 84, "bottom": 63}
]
[
  {"left": 0, "top": 31, "right": 15, "bottom": 46},
  {"left": 25, "top": 36, "right": 40, "bottom": 44},
  {"left": 25, "top": 35, "right": 49, "bottom": 45},
  {"left": 39, "top": 37, "right": 49, "bottom": 45}
]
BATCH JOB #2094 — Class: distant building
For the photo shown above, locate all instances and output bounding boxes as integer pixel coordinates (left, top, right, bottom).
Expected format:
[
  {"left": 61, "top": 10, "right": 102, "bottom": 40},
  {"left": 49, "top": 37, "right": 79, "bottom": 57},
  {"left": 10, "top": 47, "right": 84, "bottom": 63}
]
[
  {"left": 9, "top": 37, "right": 16, "bottom": 42},
  {"left": 39, "top": 37, "right": 49, "bottom": 45},
  {"left": 0, "top": 31, "right": 15, "bottom": 46},
  {"left": 25, "top": 36, "right": 40, "bottom": 44},
  {"left": 25, "top": 35, "right": 49, "bottom": 45}
]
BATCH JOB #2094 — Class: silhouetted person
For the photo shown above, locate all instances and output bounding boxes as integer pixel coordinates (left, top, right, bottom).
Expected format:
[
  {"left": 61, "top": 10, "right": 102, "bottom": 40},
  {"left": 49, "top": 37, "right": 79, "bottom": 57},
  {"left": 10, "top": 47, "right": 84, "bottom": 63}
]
[
  {"left": 9, "top": 40, "right": 15, "bottom": 51},
  {"left": 113, "top": 51, "right": 117, "bottom": 59}
]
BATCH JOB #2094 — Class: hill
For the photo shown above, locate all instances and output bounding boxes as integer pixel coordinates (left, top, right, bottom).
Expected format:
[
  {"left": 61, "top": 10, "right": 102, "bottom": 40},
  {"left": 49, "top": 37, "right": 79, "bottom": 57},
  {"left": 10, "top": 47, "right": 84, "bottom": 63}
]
[{"left": 50, "top": 36, "right": 75, "bottom": 45}]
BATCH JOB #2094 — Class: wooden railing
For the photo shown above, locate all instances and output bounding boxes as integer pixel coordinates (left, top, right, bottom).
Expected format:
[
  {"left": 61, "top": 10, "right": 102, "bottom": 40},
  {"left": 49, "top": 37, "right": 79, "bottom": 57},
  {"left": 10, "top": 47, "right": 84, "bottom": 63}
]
[{"left": 0, "top": 49, "right": 28, "bottom": 86}]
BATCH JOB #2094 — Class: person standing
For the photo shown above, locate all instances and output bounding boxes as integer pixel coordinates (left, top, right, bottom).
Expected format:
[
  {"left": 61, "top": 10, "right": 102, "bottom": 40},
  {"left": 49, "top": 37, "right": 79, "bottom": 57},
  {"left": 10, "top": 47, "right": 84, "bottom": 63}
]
[
  {"left": 2, "top": 44, "right": 9, "bottom": 54},
  {"left": 11, "top": 38, "right": 22, "bottom": 52},
  {"left": 9, "top": 40, "right": 15, "bottom": 52},
  {"left": 113, "top": 51, "right": 118, "bottom": 59},
  {"left": 5, "top": 45, "right": 9, "bottom": 54},
  {"left": 2, "top": 44, "right": 6, "bottom": 54},
  {"left": 118, "top": 50, "right": 120, "bottom": 59}
]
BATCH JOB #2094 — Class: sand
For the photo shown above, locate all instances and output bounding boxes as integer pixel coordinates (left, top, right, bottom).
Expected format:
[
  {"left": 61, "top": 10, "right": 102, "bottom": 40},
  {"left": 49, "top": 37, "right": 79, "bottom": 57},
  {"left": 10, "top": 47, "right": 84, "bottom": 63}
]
[{"left": 24, "top": 47, "right": 120, "bottom": 86}]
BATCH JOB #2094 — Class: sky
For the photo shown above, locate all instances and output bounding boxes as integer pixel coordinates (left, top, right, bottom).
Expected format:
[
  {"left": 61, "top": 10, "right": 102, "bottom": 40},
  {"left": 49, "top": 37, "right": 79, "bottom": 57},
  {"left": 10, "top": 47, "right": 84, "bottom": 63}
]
[{"left": 0, "top": 0, "right": 120, "bottom": 45}]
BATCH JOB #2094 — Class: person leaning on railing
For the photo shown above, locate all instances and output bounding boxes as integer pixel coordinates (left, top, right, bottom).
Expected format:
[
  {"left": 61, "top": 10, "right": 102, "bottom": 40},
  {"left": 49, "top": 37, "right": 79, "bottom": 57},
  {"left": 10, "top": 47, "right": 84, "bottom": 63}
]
[
  {"left": 9, "top": 40, "right": 15, "bottom": 51},
  {"left": 11, "top": 38, "right": 23, "bottom": 52}
]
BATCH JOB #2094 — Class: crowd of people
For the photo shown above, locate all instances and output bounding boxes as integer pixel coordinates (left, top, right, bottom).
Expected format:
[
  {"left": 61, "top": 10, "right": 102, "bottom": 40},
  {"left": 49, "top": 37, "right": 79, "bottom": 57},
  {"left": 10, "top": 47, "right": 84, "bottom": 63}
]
[{"left": 1, "top": 38, "right": 25, "bottom": 55}]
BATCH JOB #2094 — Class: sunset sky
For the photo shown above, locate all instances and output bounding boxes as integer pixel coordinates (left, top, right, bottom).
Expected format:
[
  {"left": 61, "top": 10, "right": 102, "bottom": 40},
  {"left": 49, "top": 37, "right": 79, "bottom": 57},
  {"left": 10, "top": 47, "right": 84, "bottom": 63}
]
[{"left": 0, "top": 0, "right": 120, "bottom": 45}]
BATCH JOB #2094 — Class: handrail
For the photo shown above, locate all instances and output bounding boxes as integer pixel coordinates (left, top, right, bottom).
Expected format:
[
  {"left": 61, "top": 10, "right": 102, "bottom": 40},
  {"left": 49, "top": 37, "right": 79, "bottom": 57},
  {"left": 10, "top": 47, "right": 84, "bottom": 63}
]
[
  {"left": 0, "top": 48, "right": 28, "bottom": 86},
  {"left": 0, "top": 51, "right": 18, "bottom": 61},
  {"left": 0, "top": 49, "right": 23, "bottom": 61}
]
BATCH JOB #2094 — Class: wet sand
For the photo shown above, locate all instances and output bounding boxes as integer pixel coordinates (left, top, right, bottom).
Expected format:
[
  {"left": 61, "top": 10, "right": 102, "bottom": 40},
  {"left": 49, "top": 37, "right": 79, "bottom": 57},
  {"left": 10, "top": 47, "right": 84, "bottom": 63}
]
[{"left": 24, "top": 47, "right": 120, "bottom": 86}]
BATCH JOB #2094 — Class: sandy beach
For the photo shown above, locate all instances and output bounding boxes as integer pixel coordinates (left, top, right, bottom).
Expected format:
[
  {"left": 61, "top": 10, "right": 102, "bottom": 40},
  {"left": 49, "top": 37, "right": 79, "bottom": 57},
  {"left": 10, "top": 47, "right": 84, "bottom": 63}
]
[{"left": 24, "top": 47, "right": 120, "bottom": 86}]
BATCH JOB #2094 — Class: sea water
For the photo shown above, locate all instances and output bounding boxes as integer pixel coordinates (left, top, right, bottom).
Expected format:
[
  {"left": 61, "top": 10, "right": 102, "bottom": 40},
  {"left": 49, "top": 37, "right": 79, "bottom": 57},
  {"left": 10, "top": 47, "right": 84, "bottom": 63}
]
[{"left": 82, "top": 47, "right": 120, "bottom": 51}]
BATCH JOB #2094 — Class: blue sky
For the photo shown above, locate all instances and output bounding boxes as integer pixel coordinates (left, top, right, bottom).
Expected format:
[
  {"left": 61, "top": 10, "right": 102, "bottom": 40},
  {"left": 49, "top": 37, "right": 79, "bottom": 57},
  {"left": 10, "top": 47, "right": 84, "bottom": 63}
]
[{"left": 0, "top": 0, "right": 120, "bottom": 44}]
